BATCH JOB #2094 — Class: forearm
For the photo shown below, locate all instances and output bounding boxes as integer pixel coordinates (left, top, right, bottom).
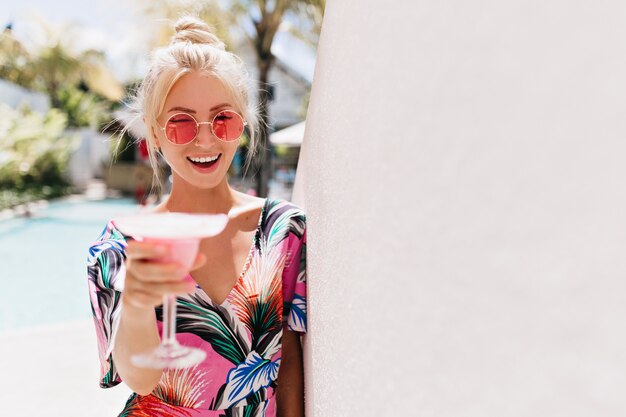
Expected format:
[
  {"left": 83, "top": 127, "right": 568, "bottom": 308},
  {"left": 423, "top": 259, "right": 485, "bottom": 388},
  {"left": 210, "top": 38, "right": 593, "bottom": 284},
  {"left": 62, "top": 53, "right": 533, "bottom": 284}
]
[
  {"left": 276, "top": 374, "right": 305, "bottom": 417},
  {"left": 276, "top": 330, "right": 305, "bottom": 417},
  {"left": 112, "top": 303, "right": 163, "bottom": 395}
]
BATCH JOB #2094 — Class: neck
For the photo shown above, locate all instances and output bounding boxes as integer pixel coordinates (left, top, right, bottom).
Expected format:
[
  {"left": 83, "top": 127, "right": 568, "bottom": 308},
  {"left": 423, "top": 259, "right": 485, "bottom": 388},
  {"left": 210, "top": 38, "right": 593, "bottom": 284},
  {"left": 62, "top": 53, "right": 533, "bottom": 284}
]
[{"left": 162, "top": 173, "right": 236, "bottom": 214}]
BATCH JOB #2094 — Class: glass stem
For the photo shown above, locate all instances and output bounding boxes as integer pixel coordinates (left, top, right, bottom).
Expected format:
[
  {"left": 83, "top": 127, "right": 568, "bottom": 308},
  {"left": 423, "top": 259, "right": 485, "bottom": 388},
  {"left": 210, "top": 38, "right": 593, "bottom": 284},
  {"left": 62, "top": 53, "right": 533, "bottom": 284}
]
[{"left": 162, "top": 294, "right": 178, "bottom": 346}]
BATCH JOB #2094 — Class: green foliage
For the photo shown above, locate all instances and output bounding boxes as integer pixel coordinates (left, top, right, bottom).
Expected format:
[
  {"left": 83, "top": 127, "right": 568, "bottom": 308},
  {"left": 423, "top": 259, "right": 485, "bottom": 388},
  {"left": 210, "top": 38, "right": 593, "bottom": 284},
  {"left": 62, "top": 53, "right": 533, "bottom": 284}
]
[
  {"left": 1, "top": 25, "right": 120, "bottom": 118},
  {"left": 0, "top": 31, "right": 37, "bottom": 88},
  {"left": 58, "top": 86, "right": 111, "bottom": 128},
  {"left": 0, "top": 104, "right": 77, "bottom": 208},
  {"left": 139, "top": 0, "right": 234, "bottom": 49},
  {"left": 0, "top": 23, "right": 121, "bottom": 209},
  {"left": 110, "top": 133, "right": 137, "bottom": 163}
]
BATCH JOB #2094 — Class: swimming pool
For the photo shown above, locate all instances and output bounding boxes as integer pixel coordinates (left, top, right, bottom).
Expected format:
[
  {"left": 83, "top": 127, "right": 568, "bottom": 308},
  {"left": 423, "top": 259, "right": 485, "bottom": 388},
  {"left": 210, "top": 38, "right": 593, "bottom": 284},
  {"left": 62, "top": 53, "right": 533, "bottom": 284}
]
[{"left": 0, "top": 197, "right": 139, "bottom": 331}]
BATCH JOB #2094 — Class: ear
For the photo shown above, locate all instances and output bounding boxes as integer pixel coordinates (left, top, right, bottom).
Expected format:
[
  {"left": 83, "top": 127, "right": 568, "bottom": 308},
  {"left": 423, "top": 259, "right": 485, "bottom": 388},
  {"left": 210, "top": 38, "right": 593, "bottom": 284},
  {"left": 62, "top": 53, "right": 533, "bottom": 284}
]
[
  {"left": 151, "top": 127, "right": 161, "bottom": 150},
  {"left": 145, "top": 117, "right": 161, "bottom": 150}
]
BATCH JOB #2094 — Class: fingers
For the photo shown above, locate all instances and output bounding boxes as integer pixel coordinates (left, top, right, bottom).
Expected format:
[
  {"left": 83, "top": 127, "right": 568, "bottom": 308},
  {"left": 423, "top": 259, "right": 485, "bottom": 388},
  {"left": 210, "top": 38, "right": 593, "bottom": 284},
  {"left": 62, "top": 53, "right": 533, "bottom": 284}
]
[
  {"left": 125, "top": 240, "right": 167, "bottom": 261},
  {"left": 122, "top": 287, "right": 195, "bottom": 310},
  {"left": 123, "top": 240, "right": 198, "bottom": 309},
  {"left": 126, "top": 277, "right": 195, "bottom": 297},
  {"left": 123, "top": 271, "right": 196, "bottom": 309},
  {"left": 126, "top": 240, "right": 191, "bottom": 282},
  {"left": 130, "top": 261, "right": 187, "bottom": 283}
]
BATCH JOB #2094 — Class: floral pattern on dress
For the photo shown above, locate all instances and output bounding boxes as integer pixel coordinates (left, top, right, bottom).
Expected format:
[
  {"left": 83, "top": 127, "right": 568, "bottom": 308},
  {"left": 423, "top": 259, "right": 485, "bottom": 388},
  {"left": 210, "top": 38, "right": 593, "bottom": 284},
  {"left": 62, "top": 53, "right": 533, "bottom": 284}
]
[{"left": 87, "top": 199, "right": 307, "bottom": 416}]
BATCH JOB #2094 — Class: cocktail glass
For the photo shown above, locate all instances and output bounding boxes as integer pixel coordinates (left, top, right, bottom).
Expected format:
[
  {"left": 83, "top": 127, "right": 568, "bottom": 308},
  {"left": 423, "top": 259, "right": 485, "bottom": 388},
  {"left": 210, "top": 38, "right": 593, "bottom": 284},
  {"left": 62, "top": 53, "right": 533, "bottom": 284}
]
[{"left": 112, "top": 212, "right": 228, "bottom": 369}]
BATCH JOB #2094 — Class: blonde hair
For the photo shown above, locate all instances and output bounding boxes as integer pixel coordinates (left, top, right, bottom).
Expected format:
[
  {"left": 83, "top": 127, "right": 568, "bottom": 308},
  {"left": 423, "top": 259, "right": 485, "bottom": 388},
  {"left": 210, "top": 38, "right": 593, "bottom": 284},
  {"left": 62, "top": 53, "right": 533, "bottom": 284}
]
[{"left": 121, "top": 16, "right": 258, "bottom": 193}]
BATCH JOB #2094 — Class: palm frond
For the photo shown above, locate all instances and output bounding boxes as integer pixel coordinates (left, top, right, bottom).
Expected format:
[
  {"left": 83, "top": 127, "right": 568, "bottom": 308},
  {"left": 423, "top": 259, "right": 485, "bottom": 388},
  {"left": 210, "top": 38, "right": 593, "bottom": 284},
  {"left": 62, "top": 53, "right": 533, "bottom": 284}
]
[
  {"left": 214, "top": 351, "right": 280, "bottom": 410},
  {"left": 217, "top": 399, "right": 268, "bottom": 417},
  {"left": 118, "top": 393, "right": 193, "bottom": 417},
  {"left": 263, "top": 202, "right": 306, "bottom": 249},
  {"left": 88, "top": 223, "right": 127, "bottom": 387},
  {"left": 152, "top": 365, "right": 210, "bottom": 409},
  {"left": 229, "top": 242, "right": 286, "bottom": 349},
  {"left": 173, "top": 294, "right": 250, "bottom": 365},
  {"left": 286, "top": 293, "right": 306, "bottom": 331},
  {"left": 256, "top": 327, "right": 282, "bottom": 359}
]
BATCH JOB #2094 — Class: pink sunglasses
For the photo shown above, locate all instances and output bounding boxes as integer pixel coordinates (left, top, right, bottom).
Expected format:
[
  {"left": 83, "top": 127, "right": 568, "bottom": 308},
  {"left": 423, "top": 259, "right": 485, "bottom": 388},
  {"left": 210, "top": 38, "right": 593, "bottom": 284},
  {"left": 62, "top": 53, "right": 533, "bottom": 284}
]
[{"left": 159, "top": 110, "right": 247, "bottom": 144}]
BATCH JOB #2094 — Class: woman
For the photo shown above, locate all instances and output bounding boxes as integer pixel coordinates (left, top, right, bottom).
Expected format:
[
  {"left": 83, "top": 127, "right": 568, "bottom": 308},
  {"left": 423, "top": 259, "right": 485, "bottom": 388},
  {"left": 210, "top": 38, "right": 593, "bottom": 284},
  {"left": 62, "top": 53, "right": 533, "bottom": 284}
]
[{"left": 87, "top": 16, "right": 307, "bottom": 417}]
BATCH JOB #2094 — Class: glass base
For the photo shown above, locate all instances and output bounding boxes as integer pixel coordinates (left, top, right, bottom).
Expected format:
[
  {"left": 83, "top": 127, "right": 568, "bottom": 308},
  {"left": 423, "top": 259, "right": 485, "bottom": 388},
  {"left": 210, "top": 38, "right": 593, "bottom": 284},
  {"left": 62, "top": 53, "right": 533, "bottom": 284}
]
[{"left": 131, "top": 342, "right": 206, "bottom": 369}]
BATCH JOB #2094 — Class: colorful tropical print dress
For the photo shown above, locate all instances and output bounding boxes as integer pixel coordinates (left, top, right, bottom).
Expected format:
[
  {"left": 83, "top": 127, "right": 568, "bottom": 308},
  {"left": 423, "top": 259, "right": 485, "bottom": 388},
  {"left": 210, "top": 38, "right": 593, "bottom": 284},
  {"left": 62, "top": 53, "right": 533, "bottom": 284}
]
[{"left": 87, "top": 198, "right": 307, "bottom": 417}]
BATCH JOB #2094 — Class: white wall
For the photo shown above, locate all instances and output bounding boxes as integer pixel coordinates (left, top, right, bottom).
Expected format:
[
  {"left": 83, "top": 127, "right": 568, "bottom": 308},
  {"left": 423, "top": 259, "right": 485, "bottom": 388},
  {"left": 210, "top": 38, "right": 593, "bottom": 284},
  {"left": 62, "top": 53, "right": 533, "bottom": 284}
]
[
  {"left": 296, "top": 1, "right": 626, "bottom": 416},
  {"left": 68, "top": 128, "right": 111, "bottom": 190},
  {"left": 0, "top": 79, "right": 49, "bottom": 113}
]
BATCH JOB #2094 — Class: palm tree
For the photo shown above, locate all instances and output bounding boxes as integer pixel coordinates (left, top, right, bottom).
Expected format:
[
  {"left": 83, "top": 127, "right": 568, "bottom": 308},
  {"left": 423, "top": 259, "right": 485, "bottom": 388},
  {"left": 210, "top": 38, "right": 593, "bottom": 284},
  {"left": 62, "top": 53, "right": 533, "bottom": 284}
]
[
  {"left": 234, "top": 0, "right": 325, "bottom": 196},
  {"left": 29, "top": 21, "right": 124, "bottom": 108},
  {"left": 0, "top": 24, "right": 37, "bottom": 88},
  {"left": 227, "top": 0, "right": 326, "bottom": 196}
]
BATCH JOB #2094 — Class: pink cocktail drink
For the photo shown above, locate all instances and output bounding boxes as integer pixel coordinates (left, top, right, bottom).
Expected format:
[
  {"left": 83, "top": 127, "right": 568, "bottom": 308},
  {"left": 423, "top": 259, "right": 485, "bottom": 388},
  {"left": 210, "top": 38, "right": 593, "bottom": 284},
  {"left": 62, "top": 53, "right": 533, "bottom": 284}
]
[
  {"left": 144, "top": 237, "right": 201, "bottom": 270},
  {"left": 112, "top": 212, "right": 228, "bottom": 369}
]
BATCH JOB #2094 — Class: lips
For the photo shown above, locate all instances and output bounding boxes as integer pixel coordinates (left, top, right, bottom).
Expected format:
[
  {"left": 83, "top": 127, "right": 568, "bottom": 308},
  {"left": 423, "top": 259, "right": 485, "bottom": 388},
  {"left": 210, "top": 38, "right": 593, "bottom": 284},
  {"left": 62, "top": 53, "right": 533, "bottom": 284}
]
[{"left": 187, "top": 154, "right": 221, "bottom": 172}]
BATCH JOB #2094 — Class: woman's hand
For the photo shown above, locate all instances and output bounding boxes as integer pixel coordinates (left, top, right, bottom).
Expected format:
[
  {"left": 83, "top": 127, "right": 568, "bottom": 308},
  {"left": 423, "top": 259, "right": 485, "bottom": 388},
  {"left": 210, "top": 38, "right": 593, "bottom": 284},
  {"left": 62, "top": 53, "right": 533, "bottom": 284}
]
[
  {"left": 122, "top": 240, "right": 206, "bottom": 310},
  {"left": 113, "top": 240, "right": 206, "bottom": 395}
]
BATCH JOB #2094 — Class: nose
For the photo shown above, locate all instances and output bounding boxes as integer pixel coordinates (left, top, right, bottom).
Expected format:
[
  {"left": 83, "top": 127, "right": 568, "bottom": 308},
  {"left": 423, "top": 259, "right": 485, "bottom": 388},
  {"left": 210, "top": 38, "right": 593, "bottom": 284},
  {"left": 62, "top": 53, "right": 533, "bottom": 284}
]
[{"left": 195, "top": 121, "right": 217, "bottom": 145}]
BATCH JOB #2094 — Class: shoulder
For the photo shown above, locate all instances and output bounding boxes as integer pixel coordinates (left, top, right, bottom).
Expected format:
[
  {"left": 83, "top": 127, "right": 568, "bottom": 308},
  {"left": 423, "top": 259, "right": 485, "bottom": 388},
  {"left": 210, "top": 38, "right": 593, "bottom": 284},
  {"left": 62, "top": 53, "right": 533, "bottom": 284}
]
[
  {"left": 88, "top": 220, "right": 128, "bottom": 291},
  {"left": 265, "top": 198, "right": 305, "bottom": 219},
  {"left": 264, "top": 198, "right": 306, "bottom": 232},
  {"left": 263, "top": 198, "right": 306, "bottom": 238},
  {"left": 96, "top": 220, "right": 128, "bottom": 244},
  {"left": 88, "top": 220, "right": 128, "bottom": 262}
]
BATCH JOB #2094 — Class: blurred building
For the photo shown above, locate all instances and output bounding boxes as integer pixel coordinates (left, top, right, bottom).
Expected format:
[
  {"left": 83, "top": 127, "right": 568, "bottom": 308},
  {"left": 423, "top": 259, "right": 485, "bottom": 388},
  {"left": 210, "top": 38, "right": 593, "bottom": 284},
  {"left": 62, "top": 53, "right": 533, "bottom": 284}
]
[
  {"left": 0, "top": 79, "right": 49, "bottom": 113},
  {"left": 0, "top": 79, "right": 111, "bottom": 193},
  {"left": 236, "top": 31, "right": 315, "bottom": 199}
]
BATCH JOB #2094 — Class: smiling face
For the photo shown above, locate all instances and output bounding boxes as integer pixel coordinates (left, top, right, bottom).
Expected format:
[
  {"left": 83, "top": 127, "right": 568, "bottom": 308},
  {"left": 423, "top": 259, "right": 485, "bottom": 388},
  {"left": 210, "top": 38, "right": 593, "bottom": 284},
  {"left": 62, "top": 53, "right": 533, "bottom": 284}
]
[{"left": 154, "top": 71, "right": 242, "bottom": 190}]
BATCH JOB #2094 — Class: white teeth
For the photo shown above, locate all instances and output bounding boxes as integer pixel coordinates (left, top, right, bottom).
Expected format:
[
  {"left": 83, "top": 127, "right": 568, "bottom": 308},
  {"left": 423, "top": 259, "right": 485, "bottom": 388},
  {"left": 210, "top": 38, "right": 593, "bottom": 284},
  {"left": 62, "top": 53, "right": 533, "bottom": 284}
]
[{"left": 188, "top": 155, "right": 219, "bottom": 163}]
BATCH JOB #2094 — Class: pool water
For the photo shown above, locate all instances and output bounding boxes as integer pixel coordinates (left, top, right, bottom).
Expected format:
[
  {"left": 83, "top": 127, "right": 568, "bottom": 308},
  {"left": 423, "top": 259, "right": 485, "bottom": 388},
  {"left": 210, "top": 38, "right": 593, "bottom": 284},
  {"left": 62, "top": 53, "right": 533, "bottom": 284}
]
[{"left": 0, "top": 198, "right": 140, "bottom": 332}]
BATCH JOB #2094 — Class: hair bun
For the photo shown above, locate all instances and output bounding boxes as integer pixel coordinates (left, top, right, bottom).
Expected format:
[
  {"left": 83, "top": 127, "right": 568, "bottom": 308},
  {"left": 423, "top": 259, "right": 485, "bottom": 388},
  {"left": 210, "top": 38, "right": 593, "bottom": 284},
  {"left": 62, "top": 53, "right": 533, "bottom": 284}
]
[{"left": 171, "top": 16, "right": 225, "bottom": 49}]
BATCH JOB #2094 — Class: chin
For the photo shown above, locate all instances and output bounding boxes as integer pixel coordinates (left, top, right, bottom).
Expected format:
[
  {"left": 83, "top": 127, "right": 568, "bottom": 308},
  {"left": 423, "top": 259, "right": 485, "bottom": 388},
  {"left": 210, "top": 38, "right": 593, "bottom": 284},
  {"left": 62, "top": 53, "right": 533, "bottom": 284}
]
[
  {"left": 167, "top": 167, "right": 224, "bottom": 190},
  {"left": 188, "top": 174, "right": 228, "bottom": 190}
]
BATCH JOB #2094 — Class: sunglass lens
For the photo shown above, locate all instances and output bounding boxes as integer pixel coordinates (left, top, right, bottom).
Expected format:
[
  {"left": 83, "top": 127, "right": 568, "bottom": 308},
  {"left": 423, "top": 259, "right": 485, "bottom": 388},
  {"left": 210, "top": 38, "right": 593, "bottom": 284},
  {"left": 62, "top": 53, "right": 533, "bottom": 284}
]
[
  {"left": 165, "top": 114, "right": 197, "bottom": 144},
  {"left": 212, "top": 110, "right": 245, "bottom": 141}
]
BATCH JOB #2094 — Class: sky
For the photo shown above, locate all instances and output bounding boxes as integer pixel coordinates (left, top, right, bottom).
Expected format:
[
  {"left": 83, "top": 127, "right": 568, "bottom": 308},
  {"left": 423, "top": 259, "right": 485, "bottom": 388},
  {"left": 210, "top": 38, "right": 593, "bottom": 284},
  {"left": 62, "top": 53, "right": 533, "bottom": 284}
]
[
  {"left": 0, "top": 0, "right": 317, "bottom": 84},
  {"left": 0, "top": 0, "right": 152, "bottom": 81}
]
